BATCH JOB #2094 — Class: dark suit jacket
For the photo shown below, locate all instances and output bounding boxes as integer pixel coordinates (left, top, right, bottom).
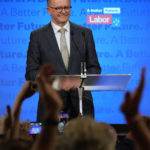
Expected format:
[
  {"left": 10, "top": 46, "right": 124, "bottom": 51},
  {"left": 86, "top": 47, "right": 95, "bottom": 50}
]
[{"left": 25, "top": 21, "right": 101, "bottom": 121}]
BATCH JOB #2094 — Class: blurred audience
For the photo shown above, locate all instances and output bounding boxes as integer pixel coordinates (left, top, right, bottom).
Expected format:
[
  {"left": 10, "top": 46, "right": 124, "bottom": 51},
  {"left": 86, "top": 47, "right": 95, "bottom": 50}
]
[
  {"left": 0, "top": 139, "right": 33, "bottom": 150},
  {"left": 0, "top": 66, "right": 150, "bottom": 150}
]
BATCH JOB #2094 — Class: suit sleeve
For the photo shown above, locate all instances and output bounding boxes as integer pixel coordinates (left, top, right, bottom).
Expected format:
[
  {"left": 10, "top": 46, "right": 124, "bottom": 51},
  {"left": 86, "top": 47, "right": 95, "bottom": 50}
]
[
  {"left": 25, "top": 32, "right": 41, "bottom": 81},
  {"left": 86, "top": 30, "right": 101, "bottom": 74}
]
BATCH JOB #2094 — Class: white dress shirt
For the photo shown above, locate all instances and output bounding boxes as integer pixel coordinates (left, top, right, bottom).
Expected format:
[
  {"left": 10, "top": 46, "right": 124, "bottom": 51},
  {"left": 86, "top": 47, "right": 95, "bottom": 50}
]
[{"left": 51, "top": 21, "right": 70, "bottom": 55}]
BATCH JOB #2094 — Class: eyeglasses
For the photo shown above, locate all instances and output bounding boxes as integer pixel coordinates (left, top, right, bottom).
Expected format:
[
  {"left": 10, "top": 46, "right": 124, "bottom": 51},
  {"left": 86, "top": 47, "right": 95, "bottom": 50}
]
[{"left": 49, "top": 6, "right": 72, "bottom": 13}]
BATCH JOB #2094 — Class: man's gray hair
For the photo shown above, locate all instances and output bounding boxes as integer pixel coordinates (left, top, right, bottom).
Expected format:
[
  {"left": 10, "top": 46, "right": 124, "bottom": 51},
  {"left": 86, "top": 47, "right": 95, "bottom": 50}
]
[{"left": 47, "top": 0, "right": 50, "bottom": 6}]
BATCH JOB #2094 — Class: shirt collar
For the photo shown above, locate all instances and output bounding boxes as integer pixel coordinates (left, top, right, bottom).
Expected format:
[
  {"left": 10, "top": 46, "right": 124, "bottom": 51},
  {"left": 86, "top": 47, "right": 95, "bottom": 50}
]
[{"left": 51, "top": 21, "right": 70, "bottom": 34}]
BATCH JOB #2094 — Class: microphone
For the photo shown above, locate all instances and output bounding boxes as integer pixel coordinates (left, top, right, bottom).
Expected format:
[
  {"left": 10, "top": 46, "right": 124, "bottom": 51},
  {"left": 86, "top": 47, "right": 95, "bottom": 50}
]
[
  {"left": 81, "top": 32, "right": 86, "bottom": 62},
  {"left": 81, "top": 32, "right": 87, "bottom": 77}
]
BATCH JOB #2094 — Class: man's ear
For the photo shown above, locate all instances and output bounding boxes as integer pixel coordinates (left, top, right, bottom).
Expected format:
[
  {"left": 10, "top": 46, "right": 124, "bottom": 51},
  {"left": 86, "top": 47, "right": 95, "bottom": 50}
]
[{"left": 47, "top": 8, "right": 51, "bottom": 15}]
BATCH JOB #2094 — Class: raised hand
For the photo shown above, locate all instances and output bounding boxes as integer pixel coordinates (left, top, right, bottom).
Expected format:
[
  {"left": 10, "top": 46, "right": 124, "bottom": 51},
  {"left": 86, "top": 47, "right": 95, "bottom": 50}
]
[
  {"left": 121, "top": 68, "right": 145, "bottom": 118},
  {"left": 120, "top": 68, "right": 150, "bottom": 150},
  {"left": 32, "top": 64, "right": 63, "bottom": 150},
  {"left": 0, "top": 105, "right": 12, "bottom": 136},
  {"left": 37, "top": 64, "right": 62, "bottom": 115},
  {"left": 10, "top": 81, "right": 37, "bottom": 140},
  {"left": 15, "top": 81, "right": 37, "bottom": 102}
]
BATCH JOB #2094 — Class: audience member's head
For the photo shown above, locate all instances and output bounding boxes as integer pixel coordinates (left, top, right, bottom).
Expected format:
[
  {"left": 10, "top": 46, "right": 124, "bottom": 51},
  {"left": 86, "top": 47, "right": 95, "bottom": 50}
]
[
  {"left": 56, "top": 117, "right": 115, "bottom": 150},
  {"left": 99, "top": 122, "right": 117, "bottom": 145}
]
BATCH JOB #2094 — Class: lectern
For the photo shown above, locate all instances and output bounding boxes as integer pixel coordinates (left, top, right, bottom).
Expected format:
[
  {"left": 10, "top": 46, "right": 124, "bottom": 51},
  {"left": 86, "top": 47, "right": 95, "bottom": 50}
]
[{"left": 51, "top": 74, "right": 131, "bottom": 116}]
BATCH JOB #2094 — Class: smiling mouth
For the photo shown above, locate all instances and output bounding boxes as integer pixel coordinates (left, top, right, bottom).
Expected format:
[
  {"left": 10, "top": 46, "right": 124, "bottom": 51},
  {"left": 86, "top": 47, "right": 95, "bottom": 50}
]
[
  {"left": 59, "top": 15, "right": 69, "bottom": 18},
  {"left": 60, "top": 14, "right": 68, "bottom": 16}
]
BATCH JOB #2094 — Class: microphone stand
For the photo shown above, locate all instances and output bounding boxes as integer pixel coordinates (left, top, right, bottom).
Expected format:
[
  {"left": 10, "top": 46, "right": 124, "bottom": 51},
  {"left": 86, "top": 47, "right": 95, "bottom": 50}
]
[
  {"left": 71, "top": 30, "right": 87, "bottom": 116},
  {"left": 77, "top": 61, "right": 87, "bottom": 116}
]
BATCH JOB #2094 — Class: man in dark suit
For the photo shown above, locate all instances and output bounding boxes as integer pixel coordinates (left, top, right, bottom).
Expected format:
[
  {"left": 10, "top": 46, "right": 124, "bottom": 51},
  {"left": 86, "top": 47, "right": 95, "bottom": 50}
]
[{"left": 25, "top": 0, "right": 101, "bottom": 121}]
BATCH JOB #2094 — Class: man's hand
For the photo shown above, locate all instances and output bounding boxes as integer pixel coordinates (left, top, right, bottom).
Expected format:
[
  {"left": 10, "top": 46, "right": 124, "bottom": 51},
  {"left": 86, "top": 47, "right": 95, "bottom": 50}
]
[{"left": 59, "top": 76, "right": 81, "bottom": 91}]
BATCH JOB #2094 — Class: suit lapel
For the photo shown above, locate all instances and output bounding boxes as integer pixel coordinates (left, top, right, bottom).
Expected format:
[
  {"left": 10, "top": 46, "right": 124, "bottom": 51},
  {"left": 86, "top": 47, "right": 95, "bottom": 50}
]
[{"left": 68, "top": 23, "right": 82, "bottom": 72}]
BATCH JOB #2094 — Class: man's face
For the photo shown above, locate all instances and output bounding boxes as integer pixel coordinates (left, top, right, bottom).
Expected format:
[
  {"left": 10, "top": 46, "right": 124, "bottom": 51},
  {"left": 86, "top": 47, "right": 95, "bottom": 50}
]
[{"left": 47, "top": 0, "right": 71, "bottom": 26}]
